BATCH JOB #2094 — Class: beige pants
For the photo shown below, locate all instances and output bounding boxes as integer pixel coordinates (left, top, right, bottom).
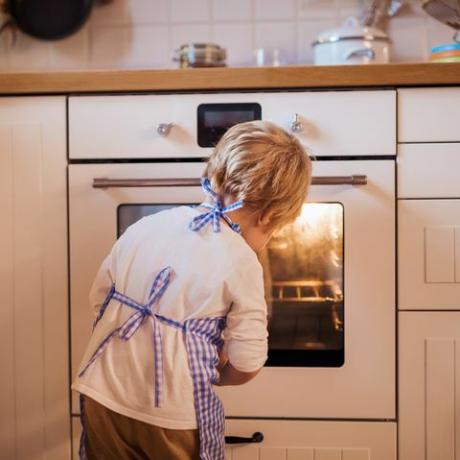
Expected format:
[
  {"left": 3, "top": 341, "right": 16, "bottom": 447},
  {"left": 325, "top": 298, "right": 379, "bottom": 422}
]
[{"left": 83, "top": 397, "right": 200, "bottom": 460}]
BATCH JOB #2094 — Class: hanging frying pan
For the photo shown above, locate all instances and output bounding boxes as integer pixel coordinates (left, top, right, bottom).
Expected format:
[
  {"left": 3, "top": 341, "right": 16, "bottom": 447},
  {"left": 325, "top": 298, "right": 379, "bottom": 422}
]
[{"left": 0, "top": 0, "right": 94, "bottom": 40}]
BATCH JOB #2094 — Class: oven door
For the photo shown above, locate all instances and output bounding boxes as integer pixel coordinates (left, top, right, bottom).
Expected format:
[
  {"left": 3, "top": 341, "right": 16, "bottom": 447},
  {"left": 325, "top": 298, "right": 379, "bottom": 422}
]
[{"left": 69, "top": 160, "right": 394, "bottom": 419}]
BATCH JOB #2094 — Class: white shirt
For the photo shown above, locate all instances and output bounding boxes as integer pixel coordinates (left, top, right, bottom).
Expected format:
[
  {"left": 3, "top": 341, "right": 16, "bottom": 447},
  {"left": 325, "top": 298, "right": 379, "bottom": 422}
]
[{"left": 72, "top": 206, "right": 268, "bottom": 429}]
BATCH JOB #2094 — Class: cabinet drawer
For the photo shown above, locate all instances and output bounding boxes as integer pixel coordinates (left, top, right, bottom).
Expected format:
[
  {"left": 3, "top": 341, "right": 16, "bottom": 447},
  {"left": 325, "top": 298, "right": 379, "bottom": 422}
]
[
  {"left": 399, "top": 312, "right": 460, "bottom": 460},
  {"left": 398, "top": 88, "right": 460, "bottom": 143},
  {"left": 225, "top": 419, "right": 396, "bottom": 460},
  {"left": 398, "top": 199, "right": 460, "bottom": 310},
  {"left": 72, "top": 417, "right": 396, "bottom": 460},
  {"left": 398, "top": 143, "right": 460, "bottom": 198},
  {"left": 69, "top": 91, "right": 395, "bottom": 159}
]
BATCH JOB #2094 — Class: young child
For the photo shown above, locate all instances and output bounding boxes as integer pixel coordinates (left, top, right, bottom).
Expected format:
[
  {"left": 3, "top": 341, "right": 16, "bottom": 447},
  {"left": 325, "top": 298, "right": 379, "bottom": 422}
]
[{"left": 72, "top": 120, "right": 312, "bottom": 460}]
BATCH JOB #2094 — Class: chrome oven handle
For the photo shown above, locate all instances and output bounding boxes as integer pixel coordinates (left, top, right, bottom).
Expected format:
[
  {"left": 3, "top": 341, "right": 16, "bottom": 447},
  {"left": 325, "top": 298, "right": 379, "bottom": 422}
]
[{"left": 92, "top": 175, "right": 367, "bottom": 189}]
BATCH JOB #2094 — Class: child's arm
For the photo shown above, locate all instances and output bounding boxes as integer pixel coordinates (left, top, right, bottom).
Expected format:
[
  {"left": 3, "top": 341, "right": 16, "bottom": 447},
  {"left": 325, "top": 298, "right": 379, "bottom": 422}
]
[
  {"left": 217, "top": 259, "right": 268, "bottom": 386},
  {"left": 216, "top": 361, "right": 260, "bottom": 386}
]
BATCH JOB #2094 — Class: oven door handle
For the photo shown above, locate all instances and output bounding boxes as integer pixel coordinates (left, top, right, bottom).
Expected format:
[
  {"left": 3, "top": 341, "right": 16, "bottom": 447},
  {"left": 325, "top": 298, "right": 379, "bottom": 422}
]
[
  {"left": 225, "top": 432, "right": 264, "bottom": 444},
  {"left": 92, "top": 175, "right": 367, "bottom": 188}
]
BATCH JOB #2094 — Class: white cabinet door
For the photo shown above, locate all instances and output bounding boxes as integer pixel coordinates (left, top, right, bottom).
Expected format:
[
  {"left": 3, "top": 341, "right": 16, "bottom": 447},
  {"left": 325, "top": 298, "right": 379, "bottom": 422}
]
[
  {"left": 0, "top": 97, "right": 69, "bottom": 459},
  {"left": 225, "top": 420, "right": 396, "bottom": 460},
  {"left": 399, "top": 312, "right": 460, "bottom": 460},
  {"left": 398, "top": 88, "right": 460, "bottom": 142},
  {"left": 398, "top": 199, "right": 460, "bottom": 310},
  {"left": 398, "top": 143, "right": 460, "bottom": 198},
  {"left": 73, "top": 418, "right": 396, "bottom": 460}
]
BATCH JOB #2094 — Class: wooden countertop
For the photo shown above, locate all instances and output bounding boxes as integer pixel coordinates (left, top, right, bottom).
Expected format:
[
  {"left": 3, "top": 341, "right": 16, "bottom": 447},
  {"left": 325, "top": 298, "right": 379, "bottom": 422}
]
[{"left": 0, "top": 62, "right": 459, "bottom": 94}]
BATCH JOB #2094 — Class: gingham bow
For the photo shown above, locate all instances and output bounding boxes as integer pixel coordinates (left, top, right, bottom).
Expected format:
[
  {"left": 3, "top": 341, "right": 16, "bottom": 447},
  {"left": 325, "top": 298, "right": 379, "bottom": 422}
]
[
  {"left": 189, "top": 177, "right": 244, "bottom": 233},
  {"left": 78, "top": 266, "right": 172, "bottom": 407}
]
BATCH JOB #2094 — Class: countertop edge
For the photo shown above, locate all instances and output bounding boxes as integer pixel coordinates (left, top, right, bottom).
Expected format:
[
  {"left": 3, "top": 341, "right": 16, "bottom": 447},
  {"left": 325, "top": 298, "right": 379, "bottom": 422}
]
[{"left": 0, "top": 62, "right": 459, "bottom": 94}]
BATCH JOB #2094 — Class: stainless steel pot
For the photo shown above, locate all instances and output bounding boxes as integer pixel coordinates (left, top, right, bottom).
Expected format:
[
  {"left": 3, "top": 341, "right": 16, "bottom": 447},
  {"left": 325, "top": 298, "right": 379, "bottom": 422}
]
[{"left": 173, "top": 43, "right": 226, "bottom": 68}]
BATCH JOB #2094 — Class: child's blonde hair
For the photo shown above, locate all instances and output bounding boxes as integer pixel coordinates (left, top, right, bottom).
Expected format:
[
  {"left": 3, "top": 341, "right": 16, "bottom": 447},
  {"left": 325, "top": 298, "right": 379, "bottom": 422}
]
[{"left": 205, "top": 121, "right": 312, "bottom": 230}]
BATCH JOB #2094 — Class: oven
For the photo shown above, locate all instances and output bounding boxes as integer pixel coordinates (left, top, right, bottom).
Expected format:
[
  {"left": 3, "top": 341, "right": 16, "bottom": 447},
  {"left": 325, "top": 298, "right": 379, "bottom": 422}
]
[{"left": 68, "top": 91, "right": 396, "bottom": 455}]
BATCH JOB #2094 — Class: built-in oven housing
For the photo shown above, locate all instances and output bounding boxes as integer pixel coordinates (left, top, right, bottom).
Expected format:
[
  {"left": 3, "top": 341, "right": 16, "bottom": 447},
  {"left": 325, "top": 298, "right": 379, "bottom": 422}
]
[
  {"left": 69, "top": 90, "right": 396, "bottom": 428},
  {"left": 69, "top": 159, "right": 395, "bottom": 420}
]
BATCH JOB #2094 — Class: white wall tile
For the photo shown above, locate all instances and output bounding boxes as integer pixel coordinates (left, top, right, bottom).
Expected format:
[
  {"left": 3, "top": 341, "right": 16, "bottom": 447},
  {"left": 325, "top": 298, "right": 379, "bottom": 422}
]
[
  {"left": 336, "top": 0, "right": 361, "bottom": 20},
  {"left": 387, "top": 16, "right": 428, "bottom": 62},
  {"left": 255, "top": 0, "right": 296, "bottom": 21},
  {"left": 50, "top": 27, "right": 89, "bottom": 69},
  {"left": 0, "top": 0, "right": 446, "bottom": 71},
  {"left": 90, "top": 25, "right": 170, "bottom": 69},
  {"left": 8, "top": 32, "right": 51, "bottom": 70},
  {"left": 91, "top": 0, "right": 170, "bottom": 26},
  {"left": 212, "top": 0, "right": 253, "bottom": 22},
  {"left": 297, "top": 19, "right": 337, "bottom": 64},
  {"left": 129, "top": 25, "right": 171, "bottom": 68},
  {"left": 212, "top": 23, "right": 254, "bottom": 66},
  {"left": 89, "top": 25, "right": 133, "bottom": 68},
  {"left": 298, "top": 0, "right": 338, "bottom": 20},
  {"left": 171, "top": 0, "right": 211, "bottom": 23},
  {"left": 255, "top": 21, "right": 297, "bottom": 65}
]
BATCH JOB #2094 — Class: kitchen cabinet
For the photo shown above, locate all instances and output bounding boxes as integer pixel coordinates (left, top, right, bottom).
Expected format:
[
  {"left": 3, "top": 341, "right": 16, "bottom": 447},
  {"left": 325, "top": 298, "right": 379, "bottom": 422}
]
[
  {"left": 225, "top": 420, "right": 396, "bottom": 460},
  {"left": 399, "top": 312, "right": 460, "bottom": 460},
  {"left": 398, "top": 199, "right": 460, "bottom": 310},
  {"left": 0, "top": 97, "right": 69, "bottom": 459},
  {"left": 397, "top": 143, "right": 460, "bottom": 199},
  {"left": 398, "top": 88, "right": 460, "bottom": 143},
  {"left": 72, "top": 418, "right": 395, "bottom": 460}
]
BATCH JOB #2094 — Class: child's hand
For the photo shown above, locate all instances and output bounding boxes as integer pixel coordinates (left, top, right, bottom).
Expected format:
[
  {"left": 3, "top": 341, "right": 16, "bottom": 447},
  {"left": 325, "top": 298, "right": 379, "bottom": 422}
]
[{"left": 216, "top": 349, "right": 228, "bottom": 372}]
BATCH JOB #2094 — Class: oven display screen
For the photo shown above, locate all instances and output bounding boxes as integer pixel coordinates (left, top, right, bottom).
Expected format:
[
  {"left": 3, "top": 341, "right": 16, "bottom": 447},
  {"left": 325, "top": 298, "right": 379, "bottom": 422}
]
[{"left": 197, "top": 103, "right": 262, "bottom": 147}]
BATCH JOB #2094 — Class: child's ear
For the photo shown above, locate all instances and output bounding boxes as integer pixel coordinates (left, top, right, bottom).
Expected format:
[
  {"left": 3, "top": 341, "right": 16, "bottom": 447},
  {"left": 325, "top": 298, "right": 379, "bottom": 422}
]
[{"left": 257, "top": 210, "right": 274, "bottom": 229}]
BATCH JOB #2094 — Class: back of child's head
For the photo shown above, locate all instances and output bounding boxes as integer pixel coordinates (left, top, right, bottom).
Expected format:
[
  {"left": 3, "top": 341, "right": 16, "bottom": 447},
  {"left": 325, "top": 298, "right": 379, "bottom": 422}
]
[{"left": 204, "top": 120, "right": 312, "bottom": 230}]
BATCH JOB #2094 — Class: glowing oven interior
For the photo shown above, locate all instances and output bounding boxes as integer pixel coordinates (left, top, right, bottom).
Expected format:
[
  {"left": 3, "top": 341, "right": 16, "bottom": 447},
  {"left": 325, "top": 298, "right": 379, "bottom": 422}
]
[{"left": 118, "top": 202, "right": 344, "bottom": 368}]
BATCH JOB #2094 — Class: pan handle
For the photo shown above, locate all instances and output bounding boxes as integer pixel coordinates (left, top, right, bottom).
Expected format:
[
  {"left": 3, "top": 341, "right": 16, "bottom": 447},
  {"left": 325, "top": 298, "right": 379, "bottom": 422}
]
[
  {"left": 92, "top": 175, "right": 367, "bottom": 188},
  {"left": 225, "top": 432, "right": 264, "bottom": 444}
]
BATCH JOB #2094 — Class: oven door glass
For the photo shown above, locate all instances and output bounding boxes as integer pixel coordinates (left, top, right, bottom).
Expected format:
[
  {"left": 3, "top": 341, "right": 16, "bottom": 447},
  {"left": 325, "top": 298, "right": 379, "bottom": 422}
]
[
  {"left": 262, "top": 202, "right": 344, "bottom": 367},
  {"left": 117, "top": 201, "right": 344, "bottom": 368}
]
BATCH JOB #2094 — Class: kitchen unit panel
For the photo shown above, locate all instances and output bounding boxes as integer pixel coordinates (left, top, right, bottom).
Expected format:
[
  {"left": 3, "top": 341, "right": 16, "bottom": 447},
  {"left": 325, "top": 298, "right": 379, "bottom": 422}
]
[
  {"left": 398, "top": 199, "right": 460, "bottom": 309},
  {"left": 225, "top": 420, "right": 395, "bottom": 460},
  {"left": 398, "top": 87, "right": 460, "bottom": 143},
  {"left": 69, "top": 90, "right": 395, "bottom": 159},
  {"left": 399, "top": 312, "right": 460, "bottom": 460},
  {"left": 398, "top": 143, "right": 460, "bottom": 198},
  {"left": 69, "top": 161, "right": 395, "bottom": 419},
  {"left": 0, "top": 97, "right": 69, "bottom": 459},
  {"left": 71, "top": 417, "right": 393, "bottom": 460}
]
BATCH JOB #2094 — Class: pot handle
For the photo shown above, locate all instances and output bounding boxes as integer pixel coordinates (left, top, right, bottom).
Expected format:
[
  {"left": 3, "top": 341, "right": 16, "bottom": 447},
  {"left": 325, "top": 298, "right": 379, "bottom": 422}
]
[{"left": 344, "top": 47, "right": 376, "bottom": 61}]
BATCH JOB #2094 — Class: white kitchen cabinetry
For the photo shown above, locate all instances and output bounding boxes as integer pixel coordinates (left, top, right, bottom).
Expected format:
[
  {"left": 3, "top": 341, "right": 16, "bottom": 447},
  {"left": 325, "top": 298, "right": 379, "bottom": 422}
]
[
  {"left": 398, "top": 88, "right": 460, "bottom": 142},
  {"left": 225, "top": 420, "right": 396, "bottom": 460},
  {"left": 398, "top": 199, "right": 460, "bottom": 310},
  {"left": 69, "top": 90, "right": 395, "bottom": 159},
  {"left": 0, "top": 97, "right": 69, "bottom": 459},
  {"left": 399, "top": 312, "right": 460, "bottom": 460},
  {"left": 71, "top": 418, "right": 396, "bottom": 460},
  {"left": 397, "top": 143, "right": 460, "bottom": 199}
]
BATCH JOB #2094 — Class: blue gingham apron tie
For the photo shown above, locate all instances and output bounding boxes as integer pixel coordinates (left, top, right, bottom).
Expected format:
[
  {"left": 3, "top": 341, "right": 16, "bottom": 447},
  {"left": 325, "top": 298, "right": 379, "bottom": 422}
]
[
  {"left": 78, "top": 266, "right": 228, "bottom": 460},
  {"left": 189, "top": 177, "right": 244, "bottom": 233}
]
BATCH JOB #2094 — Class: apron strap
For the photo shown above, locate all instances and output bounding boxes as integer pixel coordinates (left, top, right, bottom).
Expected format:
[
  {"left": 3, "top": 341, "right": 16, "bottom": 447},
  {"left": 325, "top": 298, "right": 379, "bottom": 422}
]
[
  {"left": 79, "top": 266, "right": 174, "bottom": 408},
  {"left": 189, "top": 177, "right": 243, "bottom": 234}
]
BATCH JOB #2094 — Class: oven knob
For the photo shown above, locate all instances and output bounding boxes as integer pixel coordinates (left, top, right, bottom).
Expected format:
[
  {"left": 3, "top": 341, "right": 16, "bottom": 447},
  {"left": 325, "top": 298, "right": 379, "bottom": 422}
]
[
  {"left": 157, "top": 123, "right": 173, "bottom": 137},
  {"left": 290, "top": 113, "right": 303, "bottom": 134}
]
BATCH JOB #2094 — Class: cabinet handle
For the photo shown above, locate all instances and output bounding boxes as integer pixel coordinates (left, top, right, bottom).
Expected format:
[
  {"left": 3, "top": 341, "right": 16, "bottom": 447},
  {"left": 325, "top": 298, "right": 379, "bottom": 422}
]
[
  {"left": 225, "top": 432, "right": 264, "bottom": 444},
  {"left": 92, "top": 175, "right": 367, "bottom": 189}
]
